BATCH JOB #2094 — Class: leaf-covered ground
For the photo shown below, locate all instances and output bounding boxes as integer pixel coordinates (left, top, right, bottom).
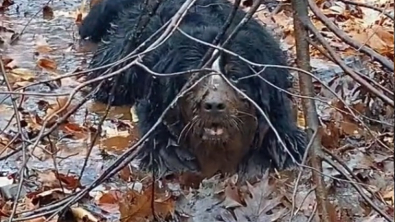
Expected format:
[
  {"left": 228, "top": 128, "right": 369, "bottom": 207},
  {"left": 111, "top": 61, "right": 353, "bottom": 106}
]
[{"left": 0, "top": 0, "right": 393, "bottom": 221}]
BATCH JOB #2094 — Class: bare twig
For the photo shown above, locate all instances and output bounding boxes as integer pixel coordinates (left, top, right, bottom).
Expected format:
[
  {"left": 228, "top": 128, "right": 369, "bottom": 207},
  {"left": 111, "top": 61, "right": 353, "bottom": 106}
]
[
  {"left": 290, "top": 130, "right": 317, "bottom": 220},
  {"left": 177, "top": 26, "right": 393, "bottom": 151},
  {"left": 308, "top": 0, "right": 394, "bottom": 72},
  {"left": 291, "top": 0, "right": 330, "bottom": 221},
  {"left": 43, "top": 72, "right": 210, "bottom": 222},
  {"left": 322, "top": 148, "right": 381, "bottom": 200},
  {"left": 199, "top": 0, "right": 241, "bottom": 65},
  {"left": 306, "top": 38, "right": 393, "bottom": 97},
  {"left": 322, "top": 154, "right": 393, "bottom": 221},
  {"left": 338, "top": 0, "right": 394, "bottom": 20},
  {"left": 0, "top": 60, "right": 28, "bottom": 222},
  {"left": 307, "top": 0, "right": 394, "bottom": 107},
  {"left": 77, "top": 87, "right": 113, "bottom": 182},
  {"left": 307, "top": 202, "right": 318, "bottom": 222},
  {"left": 204, "top": 0, "right": 262, "bottom": 68},
  {"left": 10, "top": 0, "right": 55, "bottom": 44}
]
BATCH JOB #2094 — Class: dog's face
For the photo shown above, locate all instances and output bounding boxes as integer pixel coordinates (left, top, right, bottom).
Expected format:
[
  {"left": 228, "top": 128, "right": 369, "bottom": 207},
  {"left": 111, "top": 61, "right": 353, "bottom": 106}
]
[
  {"left": 171, "top": 55, "right": 273, "bottom": 176},
  {"left": 178, "top": 71, "right": 258, "bottom": 155}
]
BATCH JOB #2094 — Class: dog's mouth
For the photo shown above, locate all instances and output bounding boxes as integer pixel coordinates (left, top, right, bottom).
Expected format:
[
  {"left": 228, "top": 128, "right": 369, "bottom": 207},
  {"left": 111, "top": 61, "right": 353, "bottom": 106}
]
[{"left": 201, "top": 123, "right": 227, "bottom": 141}]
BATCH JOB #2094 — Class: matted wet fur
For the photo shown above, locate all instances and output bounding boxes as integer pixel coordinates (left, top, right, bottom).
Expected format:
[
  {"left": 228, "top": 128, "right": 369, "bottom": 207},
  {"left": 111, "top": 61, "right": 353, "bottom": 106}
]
[{"left": 80, "top": 0, "right": 307, "bottom": 181}]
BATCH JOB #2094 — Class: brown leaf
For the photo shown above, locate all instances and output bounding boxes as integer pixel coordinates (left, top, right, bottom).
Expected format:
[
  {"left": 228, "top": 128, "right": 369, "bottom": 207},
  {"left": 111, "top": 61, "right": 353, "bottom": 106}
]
[
  {"left": 320, "top": 123, "right": 341, "bottom": 149},
  {"left": 2, "top": 0, "right": 14, "bottom": 7},
  {"left": 119, "top": 166, "right": 133, "bottom": 182},
  {"left": 36, "top": 170, "right": 80, "bottom": 190},
  {"left": 118, "top": 188, "right": 175, "bottom": 222},
  {"left": 0, "top": 201, "right": 12, "bottom": 217},
  {"left": 28, "top": 189, "right": 67, "bottom": 208},
  {"left": 10, "top": 68, "right": 36, "bottom": 81},
  {"left": 61, "top": 122, "right": 91, "bottom": 140},
  {"left": 42, "top": 96, "right": 70, "bottom": 126},
  {"left": 352, "top": 26, "right": 393, "bottom": 57},
  {"left": 42, "top": 5, "right": 54, "bottom": 20},
  {"left": 222, "top": 175, "right": 243, "bottom": 208},
  {"left": 24, "top": 217, "right": 47, "bottom": 222},
  {"left": 1, "top": 56, "right": 13, "bottom": 67},
  {"left": 4, "top": 58, "right": 18, "bottom": 69},
  {"left": 75, "top": 12, "right": 83, "bottom": 25},
  {"left": 97, "top": 191, "right": 122, "bottom": 205},
  {"left": 340, "top": 121, "right": 362, "bottom": 137},
  {"left": 36, "top": 170, "right": 60, "bottom": 188},
  {"left": 56, "top": 173, "right": 81, "bottom": 190},
  {"left": 37, "top": 58, "right": 57, "bottom": 72},
  {"left": 232, "top": 171, "right": 286, "bottom": 221},
  {"left": 0, "top": 132, "right": 17, "bottom": 158},
  {"left": 383, "top": 190, "right": 394, "bottom": 206}
]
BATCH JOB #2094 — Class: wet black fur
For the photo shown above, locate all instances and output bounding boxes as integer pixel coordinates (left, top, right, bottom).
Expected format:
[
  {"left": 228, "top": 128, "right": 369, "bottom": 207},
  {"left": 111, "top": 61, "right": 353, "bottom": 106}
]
[
  {"left": 80, "top": 0, "right": 307, "bottom": 180},
  {"left": 79, "top": 0, "right": 136, "bottom": 43}
]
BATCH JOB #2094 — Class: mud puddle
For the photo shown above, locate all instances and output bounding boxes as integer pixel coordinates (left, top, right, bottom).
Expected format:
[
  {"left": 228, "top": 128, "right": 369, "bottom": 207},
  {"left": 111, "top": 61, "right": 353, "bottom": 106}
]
[{"left": 0, "top": 0, "right": 139, "bottom": 186}]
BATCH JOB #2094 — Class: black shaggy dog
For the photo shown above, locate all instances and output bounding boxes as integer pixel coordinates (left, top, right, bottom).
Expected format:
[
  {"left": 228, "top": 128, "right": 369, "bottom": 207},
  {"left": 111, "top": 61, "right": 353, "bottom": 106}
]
[{"left": 80, "top": 0, "right": 307, "bottom": 180}]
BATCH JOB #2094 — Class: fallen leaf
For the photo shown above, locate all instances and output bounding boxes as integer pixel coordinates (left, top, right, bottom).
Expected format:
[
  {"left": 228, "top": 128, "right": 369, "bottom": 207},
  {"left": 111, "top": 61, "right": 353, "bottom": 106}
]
[
  {"left": 37, "top": 58, "right": 57, "bottom": 72},
  {"left": 231, "top": 171, "right": 286, "bottom": 221},
  {"left": 119, "top": 188, "right": 175, "bottom": 222},
  {"left": 42, "top": 5, "right": 54, "bottom": 20},
  {"left": 10, "top": 68, "right": 35, "bottom": 81},
  {"left": 35, "top": 35, "right": 53, "bottom": 53},
  {"left": 41, "top": 96, "right": 70, "bottom": 126},
  {"left": 61, "top": 122, "right": 91, "bottom": 140},
  {"left": 383, "top": 190, "right": 394, "bottom": 206},
  {"left": 96, "top": 190, "right": 122, "bottom": 205},
  {"left": 36, "top": 170, "right": 81, "bottom": 190},
  {"left": 320, "top": 122, "right": 341, "bottom": 149}
]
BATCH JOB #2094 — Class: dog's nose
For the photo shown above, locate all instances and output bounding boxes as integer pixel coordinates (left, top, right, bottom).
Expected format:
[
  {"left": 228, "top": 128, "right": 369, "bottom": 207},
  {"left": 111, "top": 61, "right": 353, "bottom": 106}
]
[{"left": 203, "top": 101, "right": 226, "bottom": 113}]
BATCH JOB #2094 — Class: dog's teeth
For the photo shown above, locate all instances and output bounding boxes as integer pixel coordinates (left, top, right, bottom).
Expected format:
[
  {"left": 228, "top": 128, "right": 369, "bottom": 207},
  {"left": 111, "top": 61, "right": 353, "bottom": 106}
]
[{"left": 203, "top": 127, "right": 224, "bottom": 136}]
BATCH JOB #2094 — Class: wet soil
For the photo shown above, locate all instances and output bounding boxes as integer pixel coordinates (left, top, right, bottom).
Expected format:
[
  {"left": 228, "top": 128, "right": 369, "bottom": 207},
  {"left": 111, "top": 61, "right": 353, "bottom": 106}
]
[{"left": 0, "top": 0, "right": 140, "bottom": 186}]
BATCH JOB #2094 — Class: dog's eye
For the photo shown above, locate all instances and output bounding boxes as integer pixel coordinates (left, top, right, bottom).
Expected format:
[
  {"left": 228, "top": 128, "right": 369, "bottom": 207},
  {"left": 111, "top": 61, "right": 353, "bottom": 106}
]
[{"left": 229, "top": 75, "right": 238, "bottom": 83}]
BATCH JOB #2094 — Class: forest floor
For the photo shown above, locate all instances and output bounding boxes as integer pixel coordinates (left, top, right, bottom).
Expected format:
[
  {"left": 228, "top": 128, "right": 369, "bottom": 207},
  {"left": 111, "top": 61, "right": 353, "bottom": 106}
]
[{"left": 0, "top": 0, "right": 393, "bottom": 221}]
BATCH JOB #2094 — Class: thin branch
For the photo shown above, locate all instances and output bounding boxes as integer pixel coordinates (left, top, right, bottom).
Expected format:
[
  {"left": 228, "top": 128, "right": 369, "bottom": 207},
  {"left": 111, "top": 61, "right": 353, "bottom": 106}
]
[
  {"left": 177, "top": 26, "right": 393, "bottom": 151},
  {"left": 199, "top": 0, "right": 242, "bottom": 65},
  {"left": 43, "top": 71, "right": 210, "bottom": 222},
  {"left": 203, "top": 0, "right": 262, "bottom": 68},
  {"left": 338, "top": 0, "right": 394, "bottom": 20},
  {"left": 307, "top": 38, "right": 394, "bottom": 97},
  {"left": 290, "top": 130, "right": 317, "bottom": 220},
  {"left": 0, "top": 60, "right": 28, "bottom": 222},
  {"left": 291, "top": 0, "right": 330, "bottom": 221},
  {"left": 322, "top": 154, "right": 392, "bottom": 221},
  {"left": 322, "top": 148, "right": 380, "bottom": 199},
  {"left": 308, "top": 0, "right": 394, "bottom": 72},
  {"left": 306, "top": 1, "right": 394, "bottom": 107},
  {"left": 10, "top": 0, "right": 55, "bottom": 44}
]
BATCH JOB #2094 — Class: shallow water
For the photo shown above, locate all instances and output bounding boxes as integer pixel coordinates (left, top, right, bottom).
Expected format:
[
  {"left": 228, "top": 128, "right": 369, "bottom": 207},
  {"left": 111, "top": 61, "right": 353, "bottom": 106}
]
[{"left": 0, "top": 0, "right": 138, "bottom": 186}]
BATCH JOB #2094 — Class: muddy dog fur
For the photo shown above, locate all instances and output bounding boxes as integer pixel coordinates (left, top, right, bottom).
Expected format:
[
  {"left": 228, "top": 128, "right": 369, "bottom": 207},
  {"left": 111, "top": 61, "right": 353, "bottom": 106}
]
[{"left": 80, "top": 0, "right": 307, "bottom": 181}]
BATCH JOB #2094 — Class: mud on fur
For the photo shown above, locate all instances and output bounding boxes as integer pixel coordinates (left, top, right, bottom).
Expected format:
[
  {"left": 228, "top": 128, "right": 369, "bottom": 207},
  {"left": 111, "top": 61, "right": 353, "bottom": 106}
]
[{"left": 79, "top": 0, "right": 307, "bottom": 181}]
